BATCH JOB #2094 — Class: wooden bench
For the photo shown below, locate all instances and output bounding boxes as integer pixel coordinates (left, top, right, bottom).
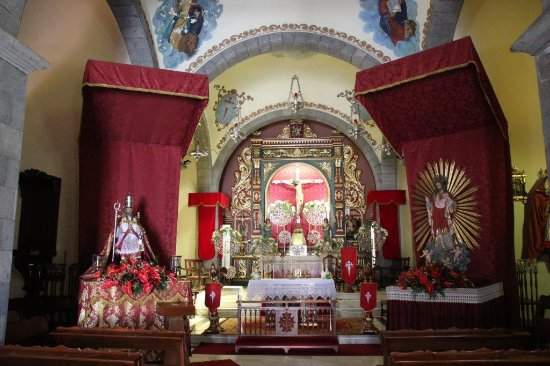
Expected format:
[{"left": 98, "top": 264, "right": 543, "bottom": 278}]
[
  {"left": 390, "top": 348, "right": 550, "bottom": 365},
  {"left": 51, "top": 326, "right": 188, "bottom": 366},
  {"left": 381, "top": 328, "right": 532, "bottom": 366},
  {"left": 0, "top": 344, "right": 143, "bottom": 366}
]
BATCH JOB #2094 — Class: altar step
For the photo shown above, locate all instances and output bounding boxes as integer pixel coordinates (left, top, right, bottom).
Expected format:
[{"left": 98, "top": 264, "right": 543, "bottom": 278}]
[
  {"left": 235, "top": 336, "right": 339, "bottom": 354},
  {"left": 191, "top": 334, "right": 381, "bottom": 347}
]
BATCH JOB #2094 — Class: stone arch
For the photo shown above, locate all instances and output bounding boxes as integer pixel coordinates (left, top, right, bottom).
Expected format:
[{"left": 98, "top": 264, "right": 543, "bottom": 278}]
[
  {"left": 194, "top": 31, "right": 384, "bottom": 80},
  {"left": 106, "top": 0, "right": 158, "bottom": 67},
  {"left": 208, "top": 108, "right": 397, "bottom": 192}
]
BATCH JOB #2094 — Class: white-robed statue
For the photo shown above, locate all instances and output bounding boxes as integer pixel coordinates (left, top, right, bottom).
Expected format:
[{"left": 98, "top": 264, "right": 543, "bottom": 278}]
[{"left": 100, "top": 194, "right": 157, "bottom": 263}]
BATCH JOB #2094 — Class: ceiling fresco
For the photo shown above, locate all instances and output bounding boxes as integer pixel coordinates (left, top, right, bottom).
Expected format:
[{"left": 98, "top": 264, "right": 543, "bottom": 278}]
[{"left": 142, "top": 0, "right": 432, "bottom": 70}]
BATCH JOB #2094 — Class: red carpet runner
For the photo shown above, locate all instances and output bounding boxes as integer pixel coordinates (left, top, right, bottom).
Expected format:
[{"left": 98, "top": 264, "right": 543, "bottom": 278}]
[{"left": 193, "top": 343, "right": 382, "bottom": 356}]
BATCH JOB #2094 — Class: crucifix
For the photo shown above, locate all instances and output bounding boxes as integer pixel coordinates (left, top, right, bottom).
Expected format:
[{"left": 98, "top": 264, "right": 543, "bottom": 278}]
[{"left": 271, "top": 165, "right": 324, "bottom": 223}]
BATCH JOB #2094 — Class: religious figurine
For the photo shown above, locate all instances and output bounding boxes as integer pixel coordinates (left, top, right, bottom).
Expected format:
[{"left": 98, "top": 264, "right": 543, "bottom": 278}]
[
  {"left": 523, "top": 171, "right": 550, "bottom": 259},
  {"left": 100, "top": 194, "right": 157, "bottom": 263},
  {"left": 262, "top": 218, "right": 273, "bottom": 240},
  {"left": 322, "top": 218, "right": 333, "bottom": 242},
  {"left": 272, "top": 166, "right": 324, "bottom": 223},
  {"left": 345, "top": 215, "right": 356, "bottom": 241},
  {"left": 424, "top": 176, "right": 469, "bottom": 271}
]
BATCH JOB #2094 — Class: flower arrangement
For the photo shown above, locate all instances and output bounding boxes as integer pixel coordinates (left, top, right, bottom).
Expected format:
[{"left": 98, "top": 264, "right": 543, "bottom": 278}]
[
  {"left": 397, "top": 263, "right": 474, "bottom": 298},
  {"left": 102, "top": 257, "right": 176, "bottom": 297}
]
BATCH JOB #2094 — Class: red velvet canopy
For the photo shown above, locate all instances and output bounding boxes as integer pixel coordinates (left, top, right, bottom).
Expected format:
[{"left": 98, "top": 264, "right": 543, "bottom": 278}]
[
  {"left": 355, "top": 37, "right": 517, "bottom": 325},
  {"left": 79, "top": 60, "right": 208, "bottom": 267}
]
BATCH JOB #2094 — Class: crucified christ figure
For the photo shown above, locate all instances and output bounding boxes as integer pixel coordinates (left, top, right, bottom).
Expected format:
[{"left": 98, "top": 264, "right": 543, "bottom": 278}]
[{"left": 272, "top": 166, "right": 324, "bottom": 223}]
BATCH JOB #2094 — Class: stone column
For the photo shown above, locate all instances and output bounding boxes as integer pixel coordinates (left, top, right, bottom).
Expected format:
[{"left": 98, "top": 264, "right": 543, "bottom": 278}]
[
  {"left": 512, "top": 0, "right": 550, "bottom": 174},
  {"left": 0, "top": 28, "right": 48, "bottom": 344}
]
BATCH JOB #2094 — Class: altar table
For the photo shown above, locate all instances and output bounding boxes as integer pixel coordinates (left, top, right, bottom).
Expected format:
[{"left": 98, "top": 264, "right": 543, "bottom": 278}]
[
  {"left": 261, "top": 255, "right": 323, "bottom": 279},
  {"left": 77, "top": 278, "right": 193, "bottom": 329},
  {"left": 246, "top": 278, "right": 336, "bottom": 300},
  {"left": 386, "top": 283, "right": 505, "bottom": 330}
]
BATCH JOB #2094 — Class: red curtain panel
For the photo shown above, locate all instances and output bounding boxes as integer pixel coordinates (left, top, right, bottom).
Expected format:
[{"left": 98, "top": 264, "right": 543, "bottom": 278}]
[
  {"left": 79, "top": 60, "right": 208, "bottom": 268},
  {"left": 355, "top": 37, "right": 517, "bottom": 326},
  {"left": 188, "top": 193, "right": 229, "bottom": 260}
]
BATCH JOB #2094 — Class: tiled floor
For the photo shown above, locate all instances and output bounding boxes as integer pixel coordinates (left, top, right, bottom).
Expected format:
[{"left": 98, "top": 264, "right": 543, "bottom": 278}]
[{"left": 190, "top": 354, "right": 384, "bottom": 366}]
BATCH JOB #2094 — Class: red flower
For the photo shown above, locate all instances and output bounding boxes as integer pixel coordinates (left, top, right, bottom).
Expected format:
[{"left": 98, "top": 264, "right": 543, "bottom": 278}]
[{"left": 122, "top": 281, "right": 133, "bottom": 296}]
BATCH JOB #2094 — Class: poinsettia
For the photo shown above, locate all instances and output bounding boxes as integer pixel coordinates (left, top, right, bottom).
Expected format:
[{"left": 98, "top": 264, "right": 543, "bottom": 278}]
[
  {"left": 102, "top": 257, "right": 175, "bottom": 297},
  {"left": 397, "top": 263, "right": 474, "bottom": 298}
]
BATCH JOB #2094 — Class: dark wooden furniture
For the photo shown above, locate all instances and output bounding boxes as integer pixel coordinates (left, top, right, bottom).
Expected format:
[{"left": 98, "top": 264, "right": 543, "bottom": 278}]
[
  {"left": 156, "top": 301, "right": 195, "bottom": 363},
  {"left": 0, "top": 345, "right": 143, "bottom": 366},
  {"left": 183, "top": 259, "right": 208, "bottom": 294},
  {"left": 390, "top": 349, "right": 550, "bottom": 366},
  {"left": 381, "top": 328, "right": 533, "bottom": 366},
  {"left": 52, "top": 326, "right": 188, "bottom": 366},
  {"left": 535, "top": 294, "right": 550, "bottom": 348}
]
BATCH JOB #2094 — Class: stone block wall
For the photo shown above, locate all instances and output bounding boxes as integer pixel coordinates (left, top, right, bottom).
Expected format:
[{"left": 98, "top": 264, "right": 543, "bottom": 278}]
[{"left": 0, "top": 26, "right": 47, "bottom": 344}]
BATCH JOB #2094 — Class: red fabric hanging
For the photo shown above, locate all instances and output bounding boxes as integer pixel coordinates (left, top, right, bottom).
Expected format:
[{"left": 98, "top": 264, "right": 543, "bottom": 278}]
[
  {"left": 355, "top": 37, "right": 517, "bottom": 326},
  {"left": 204, "top": 282, "right": 222, "bottom": 311},
  {"left": 189, "top": 192, "right": 229, "bottom": 260},
  {"left": 79, "top": 60, "right": 208, "bottom": 268},
  {"left": 367, "top": 190, "right": 406, "bottom": 259},
  {"left": 341, "top": 247, "right": 358, "bottom": 285},
  {"left": 360, "top": 282, "right": 378, "bottom": 311}
]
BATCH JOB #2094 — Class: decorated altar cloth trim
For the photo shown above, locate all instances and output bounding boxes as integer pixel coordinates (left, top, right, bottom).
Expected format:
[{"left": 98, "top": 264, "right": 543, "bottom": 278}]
[
  {"left": 77, "top": 278, "right": 193, "bottom": 329},
  {"left": 386, "top": 282, "right": 503, "bottom": 304},
  {"left": 82, "top": 83, "right": 209, "bottom": 100},
  {"left": 246, "top": 279, "right": 337, "bottom": 300},
  {"left": 83, "top": 59, "right": 209, "bottom": 100}
]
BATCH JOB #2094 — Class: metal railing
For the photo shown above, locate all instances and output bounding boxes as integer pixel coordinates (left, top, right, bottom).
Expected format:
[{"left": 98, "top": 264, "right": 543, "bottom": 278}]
[
  {"left": 237, "top": 299, "right": 337, "bottom": 336},
  {"left": 516, "top": 259, "right": 538, "bottom": 329}
]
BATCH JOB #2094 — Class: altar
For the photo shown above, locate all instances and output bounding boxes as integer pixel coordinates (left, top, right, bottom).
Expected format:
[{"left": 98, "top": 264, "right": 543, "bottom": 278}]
[
  {"left": 77, "top": 277, "right": 193, "bottom": 329},
  {"left": 261, "top": 255, "right": 323, "bottom": 279},
  {"left": 246, "top": 278, "right": 336, "bottom": 300},
  {"left": 386, "top": 283, "right": 505, "bottom": 330}
]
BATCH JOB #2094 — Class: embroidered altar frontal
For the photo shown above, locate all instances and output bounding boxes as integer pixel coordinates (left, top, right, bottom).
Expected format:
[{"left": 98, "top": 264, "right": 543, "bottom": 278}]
[{"left": 78, "top": 278, "right": 192, "bottom": 328}]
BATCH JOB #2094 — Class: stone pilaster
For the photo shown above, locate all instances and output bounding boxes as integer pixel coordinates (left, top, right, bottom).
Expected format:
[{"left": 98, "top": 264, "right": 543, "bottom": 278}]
[{"left": 0, "top": 27, "right": 47, "bottom": 345}]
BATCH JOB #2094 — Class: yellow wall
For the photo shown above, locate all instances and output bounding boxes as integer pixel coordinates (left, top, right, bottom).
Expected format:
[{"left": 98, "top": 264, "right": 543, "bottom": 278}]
[
  {"left": 176, "top": 153, "right": 199, "bottom": 260},
  {"left": 17, "top": 0, "right": 129, "bottom": 264},
  {"left": 454, "top": 0, "right": 548, "bottom": 292}
]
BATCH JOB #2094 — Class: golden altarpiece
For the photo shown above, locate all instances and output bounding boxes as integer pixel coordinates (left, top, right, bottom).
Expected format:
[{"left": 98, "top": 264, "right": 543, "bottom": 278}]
[{"left": 230, "top": 120, "right": 367, "bottom": 253}]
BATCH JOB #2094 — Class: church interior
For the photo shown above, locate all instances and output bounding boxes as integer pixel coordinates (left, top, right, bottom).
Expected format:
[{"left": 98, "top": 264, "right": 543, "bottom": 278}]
[{"left": 1, "top": 0, "right": 550, "bottom": 365}]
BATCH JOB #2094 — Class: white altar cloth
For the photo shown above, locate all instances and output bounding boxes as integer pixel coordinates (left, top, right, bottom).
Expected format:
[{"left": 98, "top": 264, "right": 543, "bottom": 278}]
[
  {"left": 261, "top": 255, "right": 323, "bottom": 278},
  {"left": 386, "top": 282, "right": 503, "bottom": 304},
  {"left": 246, "top": 279, "right": 337, "bottom": 300}
]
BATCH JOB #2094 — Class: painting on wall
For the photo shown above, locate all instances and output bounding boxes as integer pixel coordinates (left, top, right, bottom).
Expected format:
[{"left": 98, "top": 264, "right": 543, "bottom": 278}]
[
  {"left": 153, "top": 0, "right": 223, "bottom": 68},
  {"left": 359, "top": 0, "right": 420, "bottom": 57}
]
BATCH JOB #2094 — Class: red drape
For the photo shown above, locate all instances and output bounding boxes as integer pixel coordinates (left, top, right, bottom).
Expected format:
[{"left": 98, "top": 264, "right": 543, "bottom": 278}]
[
  {"left": 355, "top": 37, "right": 517, "bottom": 326},
  {"left": 79, "top": 60, "right": 208, "bottom": 268},
  {"left": 341, "top": 247, "right": 358, "bottom": 285},
  {"left": 188, "top": 192, "right": 229, "bottom": 260},
  {"left": 368, "top": 190, "right": 407, "bottom": 259}
]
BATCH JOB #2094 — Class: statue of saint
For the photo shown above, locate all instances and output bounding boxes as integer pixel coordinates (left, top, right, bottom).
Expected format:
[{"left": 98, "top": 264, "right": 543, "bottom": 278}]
[
  {"left": 262, "top": 218, "right": 273, "bottom": 240},
  {"left": 424, "top": 176, "right": 469, "bottom": 271},
  {"left": 425, "top": 176, "right": 456, "bottom": 249},
  {"left": 272, "top": 166, "right": 324, "bottom": 222},
  {"left": 322, "top": 218, "right": 332, "bottom": 242},
  {"left": 101, "top": 194, "right": 157, "bottom": 263}
]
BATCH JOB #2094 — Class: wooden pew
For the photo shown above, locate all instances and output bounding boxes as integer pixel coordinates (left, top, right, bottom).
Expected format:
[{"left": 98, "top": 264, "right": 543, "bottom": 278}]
[
  {"left": 381, "top": 328, "right": 532, "bottom": 366},
  {"left": 51, "top": 326, "right": 188, "bottom": 366},
  {"left": 390, "top": 348, "right": 550, "bottom": 365},
  {"left": 0, "top": 344, "right": 143, "bottom": 366}
]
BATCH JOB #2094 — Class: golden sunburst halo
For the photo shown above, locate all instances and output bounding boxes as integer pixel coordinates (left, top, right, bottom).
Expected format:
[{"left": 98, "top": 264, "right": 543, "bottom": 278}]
[{"left": 412, "top": 159, "right": 481, "bottom": 252}]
